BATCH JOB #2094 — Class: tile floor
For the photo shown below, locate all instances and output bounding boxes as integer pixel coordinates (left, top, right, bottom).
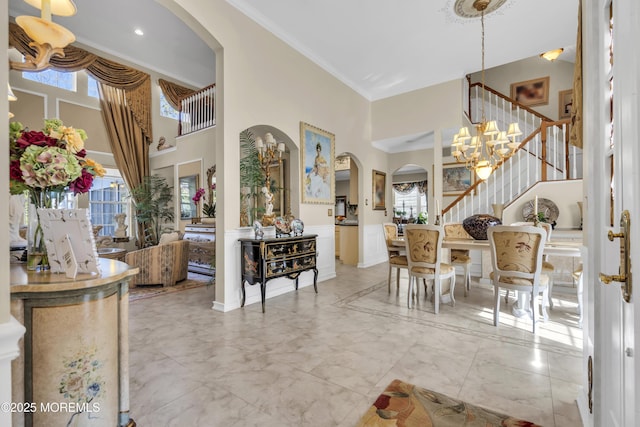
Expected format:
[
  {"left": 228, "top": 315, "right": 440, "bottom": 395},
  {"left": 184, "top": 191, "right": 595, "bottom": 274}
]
[{"left": 128, "top": 262, "right": 584, "bottom": 426}]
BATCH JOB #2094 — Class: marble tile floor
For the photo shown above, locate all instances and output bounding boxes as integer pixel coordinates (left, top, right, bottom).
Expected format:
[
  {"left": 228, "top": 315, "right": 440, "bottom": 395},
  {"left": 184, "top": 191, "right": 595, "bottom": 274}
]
[{"left": 128, "top": 262, "right": 584, "bottom": 426}]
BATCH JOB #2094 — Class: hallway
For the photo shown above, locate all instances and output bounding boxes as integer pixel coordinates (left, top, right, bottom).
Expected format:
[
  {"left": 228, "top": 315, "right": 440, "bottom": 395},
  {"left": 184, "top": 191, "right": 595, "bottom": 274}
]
[{"left": 129, "top": 261, "right": 583, "bottom": 426}]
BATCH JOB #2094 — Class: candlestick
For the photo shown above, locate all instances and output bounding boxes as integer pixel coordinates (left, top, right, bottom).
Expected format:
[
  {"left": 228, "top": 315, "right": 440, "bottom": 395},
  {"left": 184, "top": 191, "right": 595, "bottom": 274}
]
[{"left": 435, "top": 199, "right": 439, "bottom": 216}]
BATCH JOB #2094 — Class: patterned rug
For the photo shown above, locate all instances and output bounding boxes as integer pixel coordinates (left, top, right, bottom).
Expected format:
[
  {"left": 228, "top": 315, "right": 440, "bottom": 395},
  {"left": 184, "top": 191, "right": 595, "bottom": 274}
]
[
  {"left": 129, "top": 273, "right": 213, "bottom": 302},
  {"left": 356, "top": 379, "right": 541, "bottom": 427}
]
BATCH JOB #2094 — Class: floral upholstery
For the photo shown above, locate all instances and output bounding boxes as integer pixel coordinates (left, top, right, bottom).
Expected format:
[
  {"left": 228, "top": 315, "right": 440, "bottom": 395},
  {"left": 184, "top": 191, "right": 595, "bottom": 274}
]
[
  {"left": 357, "top": 379, "right": 541, "bottom": 427},
  {"left": 383, "top": 223, "right": 409, "bottom": 293},
  {"left": 125, "top": 239, "right": 190, "bottom": 287},
  {"left": 444, "top": 223, "right": 472, "bottom": 295},
  {"left": 488, "top": 225, "right": 549, "bottom": 333},
  {"left": 404, "top": 224, "right": 456, "bottom": 312}
]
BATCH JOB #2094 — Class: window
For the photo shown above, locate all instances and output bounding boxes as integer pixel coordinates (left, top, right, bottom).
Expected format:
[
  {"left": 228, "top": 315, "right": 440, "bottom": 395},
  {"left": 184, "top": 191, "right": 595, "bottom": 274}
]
[
  {"left": 23, "top": 69, "right": 76, "bottom": 91},
  {"left": 88, "top": 172, "right": 129, "bottom": 236},
  {"left": 393, "top": 186, "right": 427, "bottom": 218},
  {"left": 87, "top": 75, "right": 99, "bottom": 98},
  {"left": 160, "top": 92, "right": 180, "bottom": 120}
]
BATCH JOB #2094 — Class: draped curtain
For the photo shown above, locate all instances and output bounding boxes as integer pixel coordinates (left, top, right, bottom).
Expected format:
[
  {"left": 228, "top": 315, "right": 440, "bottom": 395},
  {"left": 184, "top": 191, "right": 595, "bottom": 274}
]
[
  {"left": 392, "top": 180, "right": 428, "bottom": 195},
  {"left": 569, "top": 0, "right": 583, "bottom": 149},
  {"left": 158, "top": 78, "right": 196, "bottom": 111},
  {"left": 10, "top": 22, "right": 153, "bottom": 245}
]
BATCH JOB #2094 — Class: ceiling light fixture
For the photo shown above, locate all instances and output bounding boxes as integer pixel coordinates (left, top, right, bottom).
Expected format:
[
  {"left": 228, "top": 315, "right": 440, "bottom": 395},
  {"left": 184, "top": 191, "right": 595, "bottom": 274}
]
[
  {"left": 134, "top": 28, "right": 144, "bottom": 36},
  {"left": 10, "top": 0, "right": 77, "bottom": 72},
  {"left": 540, "top": 48, "right": 564, "bottom": 62},
  {"left": 451, "top": 0, "right": 521, "bottom": 180}
]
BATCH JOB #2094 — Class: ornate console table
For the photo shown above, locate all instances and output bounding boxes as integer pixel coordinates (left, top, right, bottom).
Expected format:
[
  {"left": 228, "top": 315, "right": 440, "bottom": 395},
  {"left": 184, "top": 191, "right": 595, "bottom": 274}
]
[
  {"left": 184, "top": 223, "right": 216, "bottom": 275},
  {"left": 10, "top": 259, "right": 138, "bottom": 427},
  {"left": 239, "top": 234, "right": 318, "bottom": 312}
]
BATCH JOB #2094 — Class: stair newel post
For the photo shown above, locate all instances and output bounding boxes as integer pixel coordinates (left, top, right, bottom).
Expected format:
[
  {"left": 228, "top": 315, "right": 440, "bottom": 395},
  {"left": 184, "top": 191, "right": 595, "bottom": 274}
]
[{"left": 540, "top": 121, "right": 548, "bottom": 182}]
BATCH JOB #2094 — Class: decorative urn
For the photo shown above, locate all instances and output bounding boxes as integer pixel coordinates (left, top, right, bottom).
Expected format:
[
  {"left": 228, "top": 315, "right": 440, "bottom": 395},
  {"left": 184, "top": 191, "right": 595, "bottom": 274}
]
[{"left": 462, "top": 214, "right": 502, "bottom": 240}]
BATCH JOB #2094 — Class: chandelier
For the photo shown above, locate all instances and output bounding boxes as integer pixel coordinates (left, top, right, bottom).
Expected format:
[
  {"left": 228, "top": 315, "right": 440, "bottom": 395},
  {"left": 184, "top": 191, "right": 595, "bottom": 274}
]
[
  {"left": 451, "top": 0, "right": 521, "bottom": 180},
  {"left": 10, "top": 0, "right": 77, "bottom": 72}
]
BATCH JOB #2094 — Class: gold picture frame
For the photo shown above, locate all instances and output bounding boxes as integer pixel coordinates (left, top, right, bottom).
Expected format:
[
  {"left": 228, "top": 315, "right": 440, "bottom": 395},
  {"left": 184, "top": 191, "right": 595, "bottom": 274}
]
[
  {"left": 372, "top": 169, "right": 386, "bottom": 210},
  {"left": 443, "top": 163, "right": 474, "bottom": 196},
  {"left": 510, "top": 76, "right": 550, "bottom": 107},
  {"left": 300, "top": 122, "right": 335, "bottom": 204},
  {"left": 558, "top": 89, "right": 573, "bottom": 119}
]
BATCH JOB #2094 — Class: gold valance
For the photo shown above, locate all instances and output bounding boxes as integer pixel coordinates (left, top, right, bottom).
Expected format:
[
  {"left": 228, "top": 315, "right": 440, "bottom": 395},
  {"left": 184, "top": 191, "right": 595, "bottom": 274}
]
[
  {"left": 158, "top": 78, "right": 196, "bottom": 111},
  {"left": 9, "top": 22, "right": 153, "bottom": 145}
]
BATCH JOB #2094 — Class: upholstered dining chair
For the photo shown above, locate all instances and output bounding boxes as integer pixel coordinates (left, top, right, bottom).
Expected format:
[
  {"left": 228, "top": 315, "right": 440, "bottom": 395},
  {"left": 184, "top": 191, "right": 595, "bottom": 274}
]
[
  {"left": 511, "top": 221, "right": 556, "bottom": 308},
  {"left": 404, "top": 224, "right": 455, "bottom": 313},
  {"left": 382, "top": 223, "right": 409, "bottom": 294},
  {"left": 488, "top": 225, "right": 549, "bottom": 334},
  {"left": 443, "top": 223, "right": 473, "bottom": 296}
]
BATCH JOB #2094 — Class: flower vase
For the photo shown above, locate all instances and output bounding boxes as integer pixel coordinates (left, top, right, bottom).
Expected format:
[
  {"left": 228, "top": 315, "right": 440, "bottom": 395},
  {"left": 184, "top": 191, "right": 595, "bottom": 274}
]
[{"left": 26, "top": 189, "right": 63, "bottom": 271}]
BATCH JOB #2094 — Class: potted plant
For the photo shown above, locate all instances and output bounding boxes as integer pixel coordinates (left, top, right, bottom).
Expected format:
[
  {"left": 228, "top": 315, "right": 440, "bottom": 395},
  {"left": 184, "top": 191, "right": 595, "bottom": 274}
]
[{"left": 129, "top": 175, "right": 175, "bottom": 247}]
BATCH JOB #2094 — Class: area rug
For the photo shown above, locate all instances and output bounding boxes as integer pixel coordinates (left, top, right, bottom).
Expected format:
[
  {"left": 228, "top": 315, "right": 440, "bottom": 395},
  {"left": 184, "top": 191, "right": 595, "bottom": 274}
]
[
  {"left": 129, "top": 274, "right": 213, "bottom": 302},
  {"left": 356, "top": 379, "right": 541, "bottom": 427}
]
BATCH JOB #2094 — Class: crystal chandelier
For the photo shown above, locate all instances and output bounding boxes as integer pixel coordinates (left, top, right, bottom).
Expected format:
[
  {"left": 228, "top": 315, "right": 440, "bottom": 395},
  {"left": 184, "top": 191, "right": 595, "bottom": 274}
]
[{"left": 451, "top": 0, "right": 521, "bottom": 180}]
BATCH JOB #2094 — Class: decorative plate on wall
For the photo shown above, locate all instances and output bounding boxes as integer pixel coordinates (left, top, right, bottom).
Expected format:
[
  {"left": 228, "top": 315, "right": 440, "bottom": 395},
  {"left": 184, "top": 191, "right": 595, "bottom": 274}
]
[{"left": 522, "top": 198, "right": 559, "bottom": 223}]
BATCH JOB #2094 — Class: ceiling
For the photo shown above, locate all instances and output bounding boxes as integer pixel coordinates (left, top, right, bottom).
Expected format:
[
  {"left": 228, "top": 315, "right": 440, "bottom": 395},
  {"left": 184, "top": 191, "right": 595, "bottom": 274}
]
[{"left": 8, "top": 0, "right": 579, "bottom": 151}]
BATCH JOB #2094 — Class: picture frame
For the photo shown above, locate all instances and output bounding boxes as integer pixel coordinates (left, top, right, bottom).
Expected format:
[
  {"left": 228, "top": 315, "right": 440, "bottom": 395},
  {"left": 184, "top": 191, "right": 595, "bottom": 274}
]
[
  {"left": 38, "top": 208, "right": 100, "bottom": 275},
  {"left": 372, "top": 169, "right": 386, "bottom": 210},
  {"left": 443, "top": 163, "right": 474, "bottom": 196},
  {"left": 510, "top": 76, "right": 550, "bottom": 107},
  {"left": 300, "top": 122, "right": 335, "bottom": 204},
  {"left": 558, "top": 89, "right": 573, "bottom": 119}
]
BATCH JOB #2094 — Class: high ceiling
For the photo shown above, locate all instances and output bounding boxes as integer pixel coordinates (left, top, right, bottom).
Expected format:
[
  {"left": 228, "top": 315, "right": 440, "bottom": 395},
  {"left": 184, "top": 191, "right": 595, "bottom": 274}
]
[{"left": 8, "top": 0, "right": 578, "bottom": 98}]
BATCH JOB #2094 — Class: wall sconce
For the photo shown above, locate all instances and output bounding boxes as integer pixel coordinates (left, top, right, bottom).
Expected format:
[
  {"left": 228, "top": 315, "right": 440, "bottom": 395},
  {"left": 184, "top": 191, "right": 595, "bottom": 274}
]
[
  {"left": 539, "top": 48, "right": 564, "bottom": 62},
  {"left": 10, "top": 0, "right": 77, "bottom": 72}
]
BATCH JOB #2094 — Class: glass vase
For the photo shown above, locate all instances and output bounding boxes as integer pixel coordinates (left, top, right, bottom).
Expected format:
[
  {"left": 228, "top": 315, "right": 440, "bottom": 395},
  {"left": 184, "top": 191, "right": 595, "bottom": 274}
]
[{"left": 26, "top": 189, "right": 64, "bottom": 271}]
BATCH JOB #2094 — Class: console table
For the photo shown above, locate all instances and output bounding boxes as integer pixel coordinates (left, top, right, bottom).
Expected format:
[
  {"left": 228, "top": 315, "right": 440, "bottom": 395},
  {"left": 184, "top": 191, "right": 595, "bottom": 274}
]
[
  {"left": 238, "top": 234, "right": 318, "bottom": 312},
  {"left": 184, "top": 223, "right": 216, "bottom": 275},
  {"left": 10, "top": 259, "right": 138, "bottom": 427}
]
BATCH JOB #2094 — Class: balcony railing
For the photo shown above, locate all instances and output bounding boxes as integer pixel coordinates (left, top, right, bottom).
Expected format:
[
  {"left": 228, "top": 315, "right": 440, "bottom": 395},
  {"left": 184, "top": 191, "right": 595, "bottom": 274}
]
[{"left": 179, "top": 83, "right": 216, "bottom": 135}]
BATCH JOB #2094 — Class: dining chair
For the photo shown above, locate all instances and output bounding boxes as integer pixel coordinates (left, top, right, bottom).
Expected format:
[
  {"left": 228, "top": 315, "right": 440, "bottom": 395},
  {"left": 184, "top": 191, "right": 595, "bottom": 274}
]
[
  {"left": 382, "top": 223, "right": 409, "bottom": 294},
  {"left": 488, "top": 225, "right": 549, "bottom": 334},
  {"left": 404, "top": 224, "right": 455, "bottom": 313},
  {"left": 443, "top": 223, "right": 473, "bottom": 296},
  {"left": 511, "top": 221, "right": 556, "bottom": 308}
]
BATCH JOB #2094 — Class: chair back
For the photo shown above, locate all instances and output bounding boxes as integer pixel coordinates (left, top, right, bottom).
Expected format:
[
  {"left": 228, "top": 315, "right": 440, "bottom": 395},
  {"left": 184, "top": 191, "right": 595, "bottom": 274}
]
[
  {"left": 382, "top": 222, "right": 400, "bottom": 255},
  {"left": 404, "top": 224, "right": 444, "bottom": 271},
  {"left": 444, "top": 222, "right": 472, "bottom": 259},
  {"left": 510, "top": 221, "right": 552, "bottom": 241},
  {"left": 488, "top": 225, "right": 547, "bottom": 283}
]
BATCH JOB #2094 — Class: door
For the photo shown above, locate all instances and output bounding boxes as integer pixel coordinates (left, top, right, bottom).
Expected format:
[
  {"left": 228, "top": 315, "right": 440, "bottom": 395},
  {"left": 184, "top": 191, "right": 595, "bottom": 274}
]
[{"left": 585, "top": 0, "right": 639, "bottom": 426}]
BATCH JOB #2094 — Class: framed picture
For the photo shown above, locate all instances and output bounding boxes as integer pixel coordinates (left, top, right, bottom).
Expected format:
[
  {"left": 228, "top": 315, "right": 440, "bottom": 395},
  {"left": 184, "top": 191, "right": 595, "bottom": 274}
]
[
  {"left": 510, "top": 76, "right": 550, "bottom": 107},
  {"left": 38, "top": 208, "right": 100, "bottom": 275},
  {"left": 372, "top": 169, "right": 386, "bottom": 210},
  {"left": 300, "top": 122, "right": 335, "bottom": 204},
  {"left": 443, "top": 163, "right": 474, "bottom": 196},
  {"left": 558, "top": 89, "right": 573, "bottom": 119}
]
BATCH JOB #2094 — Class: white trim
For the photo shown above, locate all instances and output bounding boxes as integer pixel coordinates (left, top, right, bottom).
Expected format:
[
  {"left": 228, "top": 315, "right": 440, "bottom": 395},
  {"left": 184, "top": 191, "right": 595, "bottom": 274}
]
[
  {"left": 0, "top": 316, "right": 26, "bottom": 362},
  {"left": 58, "top": 97, "right": 101, "bottom": 112}
]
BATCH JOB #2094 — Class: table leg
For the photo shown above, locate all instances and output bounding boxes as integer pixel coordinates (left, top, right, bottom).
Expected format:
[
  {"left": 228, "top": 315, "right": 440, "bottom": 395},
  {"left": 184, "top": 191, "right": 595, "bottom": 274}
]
[
  {"left": 241, "top": 280, "right": 246, "bottom": 307},
  {"left": 313, "top": 268, "right": 318, "bottom": 293},
  {"left": 260, "top": 282, "right": 266, "bottom": 313}
]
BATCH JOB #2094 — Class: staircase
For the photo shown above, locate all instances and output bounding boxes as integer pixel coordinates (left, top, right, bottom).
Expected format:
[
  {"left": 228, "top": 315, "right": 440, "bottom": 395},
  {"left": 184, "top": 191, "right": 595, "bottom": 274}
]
[{"left": 443, "top": 80, "right": 582, "bottom": 223}]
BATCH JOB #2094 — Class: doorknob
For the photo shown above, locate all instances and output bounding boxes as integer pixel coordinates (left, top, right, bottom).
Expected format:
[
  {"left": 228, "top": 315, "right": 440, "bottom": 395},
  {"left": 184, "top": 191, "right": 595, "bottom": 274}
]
[{"left": 599, "top": 210, "right": 632, "bottom": 303}]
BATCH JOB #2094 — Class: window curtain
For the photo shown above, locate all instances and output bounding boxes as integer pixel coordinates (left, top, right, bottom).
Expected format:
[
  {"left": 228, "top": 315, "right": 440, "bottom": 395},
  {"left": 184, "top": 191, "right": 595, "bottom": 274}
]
[
  {"left": 569, "top": 0, "right": 583, "bottom": 149},
  {"left": 10, "top": 22, "right": 153, "bottom": 246},
  {"left": 158, "top": 78, "right": 196, "bottom": 111},
  {"left": 392, "top": 180, "right": 428, "bottom": 195}
]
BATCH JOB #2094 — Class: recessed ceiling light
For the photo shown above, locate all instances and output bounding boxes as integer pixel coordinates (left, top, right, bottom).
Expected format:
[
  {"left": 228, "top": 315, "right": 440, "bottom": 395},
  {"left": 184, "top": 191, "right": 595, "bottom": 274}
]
[{"left": 134, "top": 28, "right": 144, "bottom": 36}]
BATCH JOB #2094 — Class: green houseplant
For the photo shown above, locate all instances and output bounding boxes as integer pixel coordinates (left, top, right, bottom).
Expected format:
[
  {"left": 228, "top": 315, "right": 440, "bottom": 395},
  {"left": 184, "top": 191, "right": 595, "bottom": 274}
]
[{"left": 129, "top": 175, "right": 175, "bottom": 247}]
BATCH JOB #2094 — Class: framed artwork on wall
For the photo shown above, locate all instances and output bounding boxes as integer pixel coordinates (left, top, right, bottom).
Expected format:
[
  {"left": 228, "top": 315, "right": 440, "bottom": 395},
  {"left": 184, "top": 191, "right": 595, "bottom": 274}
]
[
  {"left": 300, "top": 122, "right": 335, "bottom": 204},
  {"left": 372, "top": 169, "right": 386, "bottom": 210},
  {"left": 558, "top": 89, "right": 573, "bottom": 119},
  {"left": 510, "top": 76, "right": 550, "bottom": 107},
  {"left": 443, "top": 163, "right": 474, "bottom": 196}
]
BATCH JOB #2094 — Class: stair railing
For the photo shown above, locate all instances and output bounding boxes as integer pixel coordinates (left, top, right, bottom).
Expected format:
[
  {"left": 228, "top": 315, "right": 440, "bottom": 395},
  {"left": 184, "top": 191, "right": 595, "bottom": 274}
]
[{"left": 179, "top": 83, "right": 216, "bottom": 135}]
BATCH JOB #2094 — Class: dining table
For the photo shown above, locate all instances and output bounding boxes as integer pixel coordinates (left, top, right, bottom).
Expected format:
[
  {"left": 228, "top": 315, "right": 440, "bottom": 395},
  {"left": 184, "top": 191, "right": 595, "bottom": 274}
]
[{"left": 391, "top": 236, "right": 584, "bottom": 324}]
